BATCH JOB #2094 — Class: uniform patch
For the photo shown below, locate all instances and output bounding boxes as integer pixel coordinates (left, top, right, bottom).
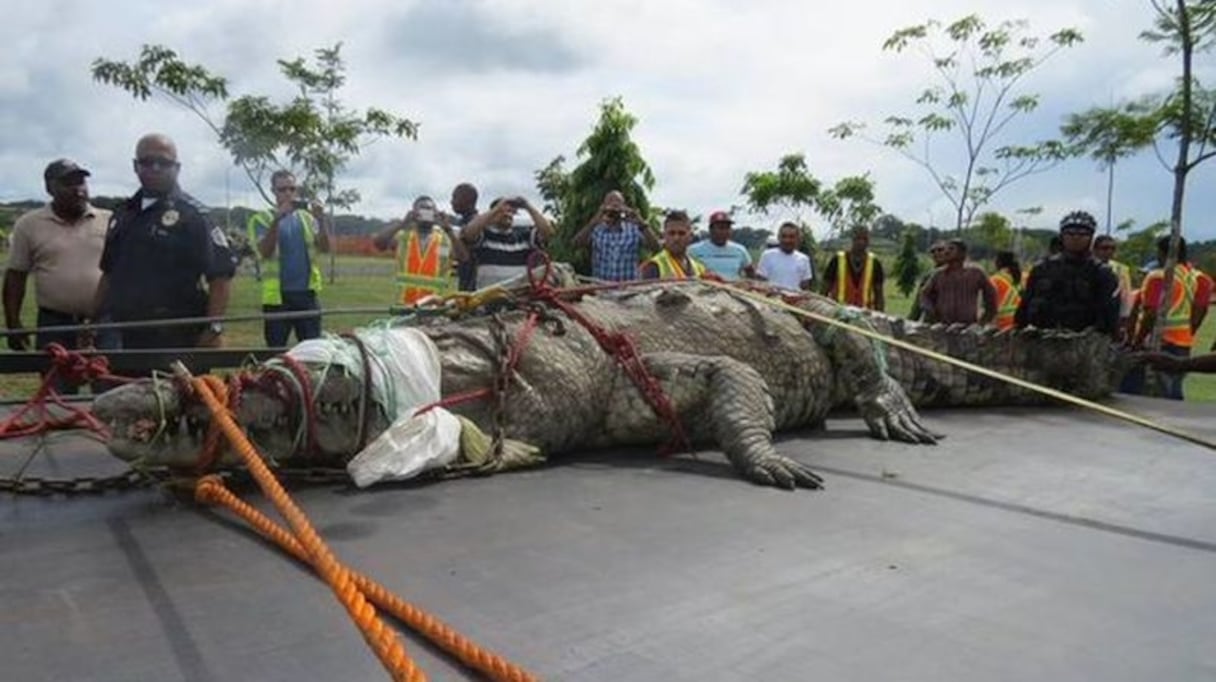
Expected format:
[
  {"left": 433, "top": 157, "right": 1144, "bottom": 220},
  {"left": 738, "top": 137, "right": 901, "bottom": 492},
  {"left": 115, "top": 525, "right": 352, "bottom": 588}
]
[
  {"left": 211, "top": 226, "right": 230, "bottom": 247},
  {"left": 161, "top": 209, "right": 180, "bottom": 227}
]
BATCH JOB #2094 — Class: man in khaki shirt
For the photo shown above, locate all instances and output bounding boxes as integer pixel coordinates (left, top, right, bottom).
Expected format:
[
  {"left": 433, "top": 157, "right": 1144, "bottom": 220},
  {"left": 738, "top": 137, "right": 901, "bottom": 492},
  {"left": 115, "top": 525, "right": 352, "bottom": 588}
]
[{"left": 4, "top": 159, "right": 114, "bottom": 361}]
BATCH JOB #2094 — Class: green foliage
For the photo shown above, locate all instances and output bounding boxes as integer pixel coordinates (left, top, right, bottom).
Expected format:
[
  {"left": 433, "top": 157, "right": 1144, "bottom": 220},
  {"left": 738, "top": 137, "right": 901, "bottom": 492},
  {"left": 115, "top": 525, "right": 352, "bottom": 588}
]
[
  {"left": 92, "top": 43, "right": 417, "bottom": 209},
  {"left": 892, "top": 231, "right": 925, "bottom": 297},
  {"left": 740, "top": 154, "right": 822, "bottom": 216},
  {"left": 967, "top": 211, "right": 1013, "bottom": 256},
  {"left": 830, "top": 14, "right": 1083, "bottom": 231},
  {"left": 542, "top": 97, "right": 656, "bottom": 270},
  {"left": 816, "top": 174, "right": 883, "bottom": 235},
  {"left": 740, "top": 154, "right": 880, "bottom": 237}
]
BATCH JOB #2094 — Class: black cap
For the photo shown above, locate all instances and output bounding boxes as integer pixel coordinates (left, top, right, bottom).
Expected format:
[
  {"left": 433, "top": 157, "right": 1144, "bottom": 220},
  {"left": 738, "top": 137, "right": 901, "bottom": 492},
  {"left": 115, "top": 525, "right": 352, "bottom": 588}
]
[{"left": 43, "top": 158, "right": 90, "bottom": 182}]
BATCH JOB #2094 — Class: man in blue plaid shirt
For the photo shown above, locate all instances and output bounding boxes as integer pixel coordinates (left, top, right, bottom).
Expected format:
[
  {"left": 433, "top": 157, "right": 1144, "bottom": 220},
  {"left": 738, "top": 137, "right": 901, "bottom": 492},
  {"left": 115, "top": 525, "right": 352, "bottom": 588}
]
[{"left": 574, "top": 190, "right": 660, "bottom": 281}]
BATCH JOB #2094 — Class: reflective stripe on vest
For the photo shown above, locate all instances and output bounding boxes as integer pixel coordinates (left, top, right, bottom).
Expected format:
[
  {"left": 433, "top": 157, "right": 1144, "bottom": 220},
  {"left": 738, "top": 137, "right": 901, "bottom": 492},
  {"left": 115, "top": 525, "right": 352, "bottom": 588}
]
[
  {"left": 834, "top": 251, "right": 875, "bottom": 308},
  {"left": 247, "top": 209, "right": 324, "bottom": 306},
  {"left": 1144, "top": 265, "right": 1198, "bottom": 347},
  {"left": 990, "top": 269, "right": 1021, "bottom": 331},
  {"left": 396, "top": 229, "right": 452, "bottom": 305},
  {"left": 648, "top": 250, "right": 707, "bottom": 279}
]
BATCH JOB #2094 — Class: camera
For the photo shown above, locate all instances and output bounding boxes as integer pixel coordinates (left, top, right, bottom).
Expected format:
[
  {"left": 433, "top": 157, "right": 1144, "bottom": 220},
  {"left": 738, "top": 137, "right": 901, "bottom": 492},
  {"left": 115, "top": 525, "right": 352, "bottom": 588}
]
[
  {"left": 292, "top": 199, "right": 308, "bottom": 210},
  {"left": 605, "top": 209, "right": 624, "bottom": 221},
  {"left": 416, "top": 208, "right": 436, "bottom": 223}
]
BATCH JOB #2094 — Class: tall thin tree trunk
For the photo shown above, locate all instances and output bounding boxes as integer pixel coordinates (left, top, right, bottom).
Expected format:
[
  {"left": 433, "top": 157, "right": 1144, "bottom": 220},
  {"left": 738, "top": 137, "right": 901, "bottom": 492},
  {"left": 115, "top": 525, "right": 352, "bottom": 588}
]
[{"left": 1149, "top": 0, "right": 1193, "bottom": 354}]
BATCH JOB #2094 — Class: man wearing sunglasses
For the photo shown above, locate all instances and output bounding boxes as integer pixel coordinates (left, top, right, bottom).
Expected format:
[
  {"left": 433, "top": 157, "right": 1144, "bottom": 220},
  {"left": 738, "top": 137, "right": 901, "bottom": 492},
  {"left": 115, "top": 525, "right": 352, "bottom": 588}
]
[
  {"left": 92, "top": 133, "right": 237, "bottom": 350},
  {"left": 1015, "top": 210, "right": 1118, "bottom": 336}
]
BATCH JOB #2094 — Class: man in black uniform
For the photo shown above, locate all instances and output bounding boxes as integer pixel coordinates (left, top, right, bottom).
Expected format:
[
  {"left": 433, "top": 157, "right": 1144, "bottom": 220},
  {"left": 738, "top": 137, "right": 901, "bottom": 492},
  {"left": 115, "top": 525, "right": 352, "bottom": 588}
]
[
  {"left": 92, "top": 133, "right": 236, "bottom": 349},
  {"left": 1015, "top": 210, "right": 1119, "bottom": 336}
]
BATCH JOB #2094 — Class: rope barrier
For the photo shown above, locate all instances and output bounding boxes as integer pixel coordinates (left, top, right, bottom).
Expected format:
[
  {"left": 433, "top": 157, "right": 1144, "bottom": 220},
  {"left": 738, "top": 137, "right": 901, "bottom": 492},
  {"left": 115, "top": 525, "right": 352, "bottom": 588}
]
[{"left": 700, "top": 280, "right": 1216, "bottom": 452}]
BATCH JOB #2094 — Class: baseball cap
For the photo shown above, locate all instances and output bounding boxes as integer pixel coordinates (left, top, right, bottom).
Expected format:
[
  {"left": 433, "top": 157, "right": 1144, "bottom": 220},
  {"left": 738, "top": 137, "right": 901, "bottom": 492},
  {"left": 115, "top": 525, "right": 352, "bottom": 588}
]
[
  {"left": 708, "top": 210, "right": 734, "bottom": 225},
  {"left": 43, "top": 158, "right": 90, "bottom": 182}
]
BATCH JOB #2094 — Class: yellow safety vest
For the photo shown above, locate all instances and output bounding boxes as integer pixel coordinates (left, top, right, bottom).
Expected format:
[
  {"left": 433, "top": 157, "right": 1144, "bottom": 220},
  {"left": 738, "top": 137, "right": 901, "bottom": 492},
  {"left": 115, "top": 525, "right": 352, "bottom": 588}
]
[
  {"left": 247, "top": 209, "right": 324, "bottom": 306},
  {"left": 990, "top": 269, "right": 1021, "bottom": 330},
  {"left": 1142, "top": 264, "right": 1199, "bottom": 347},
  {"left": 648, "top": 250, "right": 707, "bottom": 280},
  {"left": 395, "top": 228, "right": 453, "bottom": 305},
  {"left": 833, "top": 251, "right": 876, "bottom": 308}
]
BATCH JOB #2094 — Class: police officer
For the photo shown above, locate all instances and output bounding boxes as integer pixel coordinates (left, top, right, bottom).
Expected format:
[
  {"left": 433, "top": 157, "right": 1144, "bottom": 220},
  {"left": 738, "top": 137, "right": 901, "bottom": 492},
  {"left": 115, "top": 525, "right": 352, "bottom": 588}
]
[
  {"left": 1014, "top": 210, "right": 1119, "bottom": 336},
  {"left": 92, "top": 133, "right": 236, "bottom": 349}
]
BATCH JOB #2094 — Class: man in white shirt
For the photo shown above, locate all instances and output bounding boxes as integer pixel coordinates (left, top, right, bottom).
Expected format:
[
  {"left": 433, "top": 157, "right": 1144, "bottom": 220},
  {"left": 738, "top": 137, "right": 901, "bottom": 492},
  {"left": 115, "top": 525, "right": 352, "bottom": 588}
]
[
  {"left": 757, "top": 222, "right": 814, "bottom": 291},
  {"left": 688, "top": 210, "right": 754, "bottom": 281}
]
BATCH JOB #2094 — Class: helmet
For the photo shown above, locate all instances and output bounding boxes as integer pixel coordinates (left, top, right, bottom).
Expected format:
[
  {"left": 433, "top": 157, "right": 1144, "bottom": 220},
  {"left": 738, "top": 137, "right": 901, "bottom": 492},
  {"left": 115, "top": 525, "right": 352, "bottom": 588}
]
[{"left": 1059, "top": 210, "right": 1097, "bottom": 233}]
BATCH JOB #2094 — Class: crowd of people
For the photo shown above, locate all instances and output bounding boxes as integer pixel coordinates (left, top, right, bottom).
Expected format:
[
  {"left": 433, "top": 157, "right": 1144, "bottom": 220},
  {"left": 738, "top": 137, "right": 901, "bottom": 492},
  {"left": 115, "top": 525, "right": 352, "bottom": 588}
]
[{"left": 3, "top": 133, "right": 1211, "bottom": 400}]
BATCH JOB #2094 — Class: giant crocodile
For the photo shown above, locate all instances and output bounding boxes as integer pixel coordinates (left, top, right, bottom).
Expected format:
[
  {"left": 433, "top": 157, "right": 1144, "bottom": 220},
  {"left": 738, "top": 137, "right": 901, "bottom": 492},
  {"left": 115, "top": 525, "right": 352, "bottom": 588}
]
[{"left": 92, "top": 273, "right": 1121, "bottom": 490}]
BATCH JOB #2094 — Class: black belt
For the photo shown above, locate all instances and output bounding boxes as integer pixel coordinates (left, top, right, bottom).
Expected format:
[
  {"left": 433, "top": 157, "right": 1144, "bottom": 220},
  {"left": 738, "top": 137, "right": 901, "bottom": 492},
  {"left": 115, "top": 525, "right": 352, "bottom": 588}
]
[{"left": 37, "top": 307, "right": 88, "bottom": 322}]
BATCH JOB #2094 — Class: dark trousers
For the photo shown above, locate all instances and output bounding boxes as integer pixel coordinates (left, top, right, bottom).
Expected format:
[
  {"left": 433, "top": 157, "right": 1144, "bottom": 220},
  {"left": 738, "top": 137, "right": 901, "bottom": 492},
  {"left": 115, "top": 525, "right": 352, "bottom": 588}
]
[
  {"left": 263, "top": 290, "right": 321, "bottom": 348},
  {"left": 1120, "top": 343, "right": 1189, "bottom": 400},
  {"left": 36, "top": 307, "right": 122, "bottom": 395},
  {"left": 457, "top": 260, "right": 478, "bottom": 292}
]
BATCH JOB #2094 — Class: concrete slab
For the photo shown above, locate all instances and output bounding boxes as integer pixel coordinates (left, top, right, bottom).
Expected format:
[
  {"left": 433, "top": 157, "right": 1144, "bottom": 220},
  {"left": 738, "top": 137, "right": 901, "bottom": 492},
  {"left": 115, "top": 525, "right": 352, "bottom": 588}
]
[{"left": 2, "top": 396, "right": 1215, "bottom": 681}]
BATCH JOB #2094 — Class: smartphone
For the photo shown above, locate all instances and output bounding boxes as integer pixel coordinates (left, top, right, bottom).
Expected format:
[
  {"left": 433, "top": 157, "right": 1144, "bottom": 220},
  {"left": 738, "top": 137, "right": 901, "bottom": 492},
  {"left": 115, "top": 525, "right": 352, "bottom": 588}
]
[
  {"left": 507, "top": 198, "right": 527, "bottom": 209},
  {"left": 292, "top": 199, "right": 308, "bottom": 210},
  {"left": 416, "top": 208, "right": 436, "bottom": 223}
]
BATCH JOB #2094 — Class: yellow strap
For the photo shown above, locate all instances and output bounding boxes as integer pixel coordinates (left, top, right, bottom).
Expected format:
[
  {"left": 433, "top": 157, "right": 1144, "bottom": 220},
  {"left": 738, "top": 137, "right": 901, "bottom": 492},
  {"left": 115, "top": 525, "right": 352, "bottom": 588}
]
[{"left": 697, "top": 280, "right": 1216, "bottom": 452}]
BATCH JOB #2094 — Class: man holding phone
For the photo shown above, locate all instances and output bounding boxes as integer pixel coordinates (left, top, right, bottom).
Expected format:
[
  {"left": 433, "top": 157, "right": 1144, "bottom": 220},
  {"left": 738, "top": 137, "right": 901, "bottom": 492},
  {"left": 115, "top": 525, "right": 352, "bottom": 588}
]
[
  {"left": 573, "top": 190, "right": 659, "bottom": 281},
  {"left": 459, "top": 195, "right": 554, "bottom": 289},
  {"left": 246, "top": 170, "right": 330, "bottom": 347},
  {"left": 374, "top": 195, "right": 468, "bottom": 306}
]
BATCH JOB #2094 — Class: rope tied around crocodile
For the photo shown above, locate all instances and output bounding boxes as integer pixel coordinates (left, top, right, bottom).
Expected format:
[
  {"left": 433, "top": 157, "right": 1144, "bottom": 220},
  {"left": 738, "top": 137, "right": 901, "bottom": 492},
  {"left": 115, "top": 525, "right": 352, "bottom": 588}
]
[{"left": 0, "top": 343, "right": 135, "bottom": 440}]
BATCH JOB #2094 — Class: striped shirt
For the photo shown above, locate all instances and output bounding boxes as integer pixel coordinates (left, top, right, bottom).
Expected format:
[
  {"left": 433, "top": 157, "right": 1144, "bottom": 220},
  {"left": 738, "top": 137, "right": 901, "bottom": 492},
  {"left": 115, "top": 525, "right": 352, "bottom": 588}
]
[{"left": 473, "top": 224, "right": 542, "bottom": 288}]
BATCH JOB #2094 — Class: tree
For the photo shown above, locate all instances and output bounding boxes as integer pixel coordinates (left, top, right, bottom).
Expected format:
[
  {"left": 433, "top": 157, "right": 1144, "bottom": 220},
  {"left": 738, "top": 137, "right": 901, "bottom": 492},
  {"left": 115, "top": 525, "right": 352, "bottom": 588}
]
[
  {"left": 814, "top": 174, "right": 883, "bottom": 236},
  {"left": 1062, "top": 2, "right": 1216, "bottom": 348},
  {"left": 893, "top": 231, "right": 925, "bottom": 297},
  {"left": 829, "top": 15, "right": 1082, "bottom": 232},
  {"left": 740, "top": 153, "right": 822, "bottom": 226},
  {"left": 92, "top": 43, "right": 418, "bottom": 279},
  {"left": 1061, "top": 107, "right": 1159, "bottom": 234},
  {"left": 968, "top": 211, "right": 1014, "bottom": 257},
  {"left": 543, "top": 97, "right": 656, "bottom": 270}
]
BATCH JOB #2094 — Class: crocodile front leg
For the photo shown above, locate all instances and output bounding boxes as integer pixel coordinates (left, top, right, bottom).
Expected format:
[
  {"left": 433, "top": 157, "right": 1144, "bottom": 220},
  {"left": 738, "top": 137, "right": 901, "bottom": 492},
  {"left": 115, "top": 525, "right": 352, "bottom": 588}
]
[
  {"left": 798, "top": 300, "right": 939, "bottom": 444},
  {"left": 597, "top": 352, "right": 823, "bottom": 490}
]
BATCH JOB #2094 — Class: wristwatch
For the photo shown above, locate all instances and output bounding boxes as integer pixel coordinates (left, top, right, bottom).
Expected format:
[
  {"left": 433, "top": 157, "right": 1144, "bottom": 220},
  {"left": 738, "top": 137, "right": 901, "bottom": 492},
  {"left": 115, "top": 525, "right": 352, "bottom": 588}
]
[{"left": 208, "top": 322, "right": 224, "bottom": 335}]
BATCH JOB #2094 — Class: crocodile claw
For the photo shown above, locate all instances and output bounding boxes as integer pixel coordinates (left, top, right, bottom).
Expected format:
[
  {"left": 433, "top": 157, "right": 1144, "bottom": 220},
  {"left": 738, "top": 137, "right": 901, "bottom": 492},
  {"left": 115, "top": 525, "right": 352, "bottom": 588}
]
[
  {"left": 858, "top": 376, "right": 940, "bottom": 445},
  {"left": 744, "top": 455, "right": 824, "bottom": 490}
]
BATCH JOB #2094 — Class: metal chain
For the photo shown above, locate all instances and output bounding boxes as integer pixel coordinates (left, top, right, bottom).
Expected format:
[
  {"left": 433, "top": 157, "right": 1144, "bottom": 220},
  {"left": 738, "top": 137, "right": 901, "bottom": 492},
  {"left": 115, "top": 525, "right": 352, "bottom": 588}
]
[{"left": 0, "top": 467, "right": 162, "bottom": 496}]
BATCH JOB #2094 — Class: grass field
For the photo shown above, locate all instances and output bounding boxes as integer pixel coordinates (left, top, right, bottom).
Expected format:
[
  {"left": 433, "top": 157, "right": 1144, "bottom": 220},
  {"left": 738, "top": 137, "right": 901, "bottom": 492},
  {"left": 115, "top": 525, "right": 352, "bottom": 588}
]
[{"left": 3, "top": 254, "right": 1215, "bottom": 403}]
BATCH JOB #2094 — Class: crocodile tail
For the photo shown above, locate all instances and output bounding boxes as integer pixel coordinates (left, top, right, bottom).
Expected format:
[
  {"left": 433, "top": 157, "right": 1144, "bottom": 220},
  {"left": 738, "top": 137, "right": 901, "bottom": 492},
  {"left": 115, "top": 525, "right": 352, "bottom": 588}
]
[{"left": 859, "top": 312, "right": 1122, "bottom": 407}]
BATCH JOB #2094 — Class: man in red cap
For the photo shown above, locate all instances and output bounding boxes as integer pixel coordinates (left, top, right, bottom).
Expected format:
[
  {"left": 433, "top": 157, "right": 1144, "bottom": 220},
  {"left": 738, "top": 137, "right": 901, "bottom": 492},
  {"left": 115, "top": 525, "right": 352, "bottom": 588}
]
[{"left": 688, "top": 210, "right": 754, "bottom": 281}]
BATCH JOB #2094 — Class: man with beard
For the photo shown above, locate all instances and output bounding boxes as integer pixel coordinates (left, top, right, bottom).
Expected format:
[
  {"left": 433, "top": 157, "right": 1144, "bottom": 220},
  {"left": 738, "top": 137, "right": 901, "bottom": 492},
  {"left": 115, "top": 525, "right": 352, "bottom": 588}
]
[
  {"left": 92, "top": 133, "right": 236, "bottom": 350},
  {"left": 756, "top": 222, "right": 813, "bottom": 291}
]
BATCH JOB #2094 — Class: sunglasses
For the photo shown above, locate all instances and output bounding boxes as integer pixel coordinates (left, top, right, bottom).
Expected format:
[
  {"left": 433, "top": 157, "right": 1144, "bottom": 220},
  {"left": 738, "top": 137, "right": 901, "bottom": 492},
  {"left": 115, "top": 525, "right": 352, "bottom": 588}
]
[
  {"left": 135, "top": 157, "right": 179, "bottom": 170},
  {"left": 929, "top": 248, "right": 946, "bottom": 253}
]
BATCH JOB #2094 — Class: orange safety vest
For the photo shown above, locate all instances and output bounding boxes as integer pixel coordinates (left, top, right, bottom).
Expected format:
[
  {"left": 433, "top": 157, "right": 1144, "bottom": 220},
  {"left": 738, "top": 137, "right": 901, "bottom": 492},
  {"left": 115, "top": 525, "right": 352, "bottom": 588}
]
[
  {"left": 833, "top": 251, "right": 876, "bottom": 308},
  {"left": 1141, "top": 264, "right": 1199, "bottom": 347},
  {"left": 647, "top": 250, "right": 707, "bottom": 280},
  {"left": 395, "top": 228, "right": 452, "bottom": 305},
  {"left": 990, "top": 269, "right": 1021, "bottom": 331}
]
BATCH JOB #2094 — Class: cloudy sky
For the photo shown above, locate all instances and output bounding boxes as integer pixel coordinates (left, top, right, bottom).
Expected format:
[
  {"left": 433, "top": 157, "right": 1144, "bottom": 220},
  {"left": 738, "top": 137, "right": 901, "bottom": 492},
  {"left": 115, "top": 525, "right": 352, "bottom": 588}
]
[{"left": 1, "top": 0, "right": 1213, "bottom": 238}]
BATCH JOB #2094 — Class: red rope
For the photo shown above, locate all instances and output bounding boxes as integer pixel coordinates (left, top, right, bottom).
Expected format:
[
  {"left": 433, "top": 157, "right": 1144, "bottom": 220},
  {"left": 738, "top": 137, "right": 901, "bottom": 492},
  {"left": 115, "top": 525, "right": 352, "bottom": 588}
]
[
  {"left": 0, "top": 343, "right": 135, "bottom": 440},
  {"left": 524, "top": 253, "right": 693, "bottom": 455}
]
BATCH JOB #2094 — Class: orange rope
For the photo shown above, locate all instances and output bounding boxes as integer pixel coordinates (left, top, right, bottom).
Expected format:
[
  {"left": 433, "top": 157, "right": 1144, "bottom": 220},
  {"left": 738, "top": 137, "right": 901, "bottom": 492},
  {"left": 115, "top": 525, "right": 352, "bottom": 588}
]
[
  {"left": 189, "top": 375, "right": 425, "bottom": 682},
  {"left": 194, "top": 476, "right": 539, "bottom": 682}
]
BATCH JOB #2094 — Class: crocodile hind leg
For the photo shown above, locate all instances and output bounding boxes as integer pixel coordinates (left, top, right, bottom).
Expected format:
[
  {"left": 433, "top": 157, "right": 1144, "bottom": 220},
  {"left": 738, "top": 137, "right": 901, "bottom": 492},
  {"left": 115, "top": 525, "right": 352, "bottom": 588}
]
[{"left": 597, "top": 352, "right": 823, "bottom": 490}]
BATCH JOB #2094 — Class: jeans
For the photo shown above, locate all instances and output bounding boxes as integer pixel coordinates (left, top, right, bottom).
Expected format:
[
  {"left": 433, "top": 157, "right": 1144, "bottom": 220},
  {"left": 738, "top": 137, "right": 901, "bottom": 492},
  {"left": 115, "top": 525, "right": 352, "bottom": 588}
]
[
  {"left": 35, "top": 307, "right": 122, "bottom": 395},
  {"left": 263, "top": 290, "right": 322, "bottom": 347}
]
